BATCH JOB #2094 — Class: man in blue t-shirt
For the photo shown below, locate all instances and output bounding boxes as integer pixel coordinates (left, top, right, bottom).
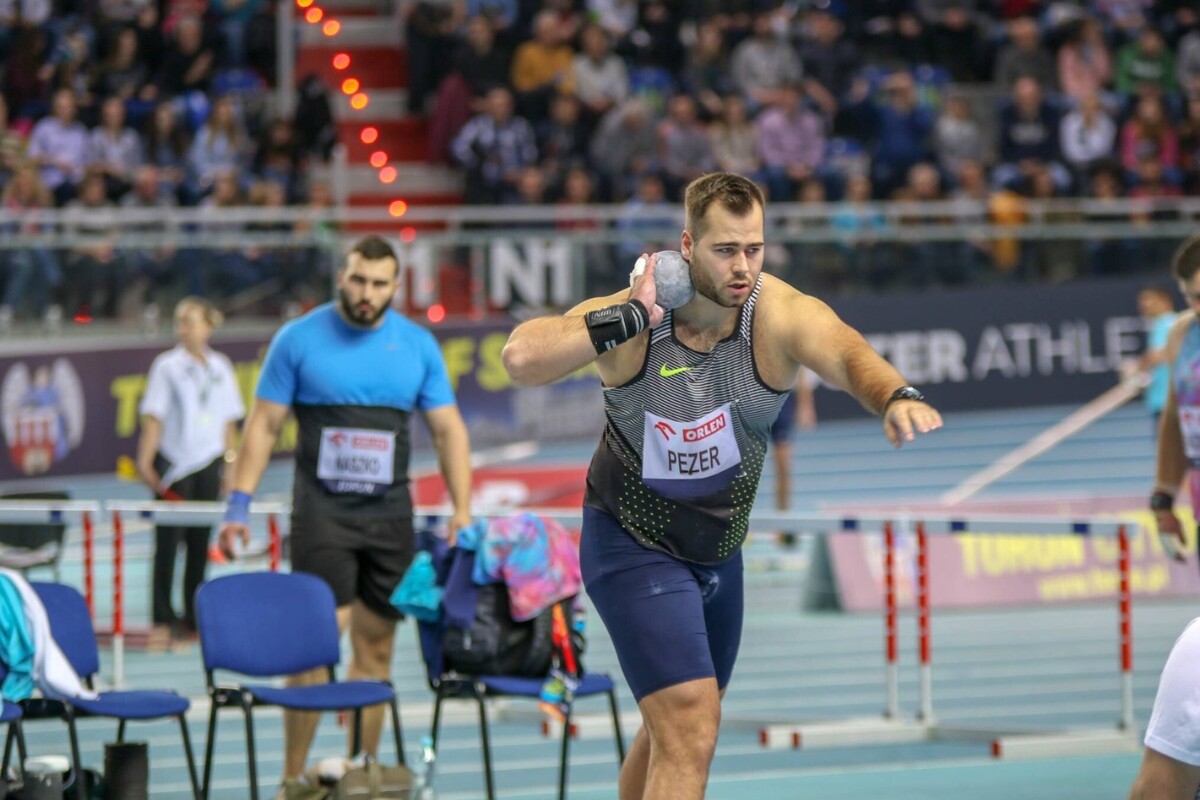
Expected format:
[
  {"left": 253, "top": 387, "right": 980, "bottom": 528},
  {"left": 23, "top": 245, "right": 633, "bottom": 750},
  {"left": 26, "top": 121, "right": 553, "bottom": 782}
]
[{"left": 219, "top": 236, "right": 473, "bottom": 782}]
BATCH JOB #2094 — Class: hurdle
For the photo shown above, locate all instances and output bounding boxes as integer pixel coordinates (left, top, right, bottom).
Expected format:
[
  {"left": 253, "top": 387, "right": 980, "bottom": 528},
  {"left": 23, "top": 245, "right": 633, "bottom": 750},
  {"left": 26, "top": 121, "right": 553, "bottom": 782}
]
[
  {"left": 102, "top": 499, "right": 289, "bottom": 686},
  {"left": 753, "top": 512, "right": 1141, "bottom": 759},
  {"left": 0, "top": 498, "right": 103, "bottom": 608},
  {"left": 743, "top": 512, "right": 932, "bottom": 749},
  {"left": 912, "top": 515, "right": 1138, "bottom": 759}
]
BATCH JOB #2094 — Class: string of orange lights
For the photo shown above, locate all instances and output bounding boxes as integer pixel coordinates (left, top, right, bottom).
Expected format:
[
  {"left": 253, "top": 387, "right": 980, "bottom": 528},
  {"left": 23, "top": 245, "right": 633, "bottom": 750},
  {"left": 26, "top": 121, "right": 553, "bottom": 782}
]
[{"left": 295, "top": 0, "right": 412, "bottom": 231}]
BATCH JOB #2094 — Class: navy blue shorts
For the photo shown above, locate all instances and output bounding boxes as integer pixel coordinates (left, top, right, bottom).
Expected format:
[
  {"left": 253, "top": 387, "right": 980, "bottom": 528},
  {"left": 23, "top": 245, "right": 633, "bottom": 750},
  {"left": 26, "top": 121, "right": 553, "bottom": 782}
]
[
  {"left": 770, "top": 391, "right": 797, "bottom": 444},
  {"left": 580, "top": 506, "right": 744, "bottom": 702}
]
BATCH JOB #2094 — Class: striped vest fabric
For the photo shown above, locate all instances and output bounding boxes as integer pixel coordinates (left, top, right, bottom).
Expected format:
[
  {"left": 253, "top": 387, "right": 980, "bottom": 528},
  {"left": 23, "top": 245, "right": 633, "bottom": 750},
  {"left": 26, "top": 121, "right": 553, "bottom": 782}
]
[{"left": 584, "top": 275, "right": 789, "bottom": 564}]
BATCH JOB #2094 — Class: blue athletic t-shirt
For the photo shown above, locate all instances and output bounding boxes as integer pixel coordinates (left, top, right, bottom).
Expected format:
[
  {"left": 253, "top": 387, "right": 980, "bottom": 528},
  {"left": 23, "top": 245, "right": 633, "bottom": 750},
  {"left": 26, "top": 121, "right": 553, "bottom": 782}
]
[{"left": 257, "top": 304, "right": 456, "bottom": 516}]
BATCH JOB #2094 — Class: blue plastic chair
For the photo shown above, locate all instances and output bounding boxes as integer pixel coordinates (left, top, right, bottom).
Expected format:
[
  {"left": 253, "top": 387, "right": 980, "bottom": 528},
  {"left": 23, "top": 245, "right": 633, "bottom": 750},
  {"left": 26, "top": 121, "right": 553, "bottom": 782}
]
[
  {"left": 195, "top": 572, "right": 405, "bottom": 800},
  {"left": 25, "top": 582, "right": 200, "bottom": 800},
  {"left": 414, "top": 533, "right": 625, "bottom": 800}
]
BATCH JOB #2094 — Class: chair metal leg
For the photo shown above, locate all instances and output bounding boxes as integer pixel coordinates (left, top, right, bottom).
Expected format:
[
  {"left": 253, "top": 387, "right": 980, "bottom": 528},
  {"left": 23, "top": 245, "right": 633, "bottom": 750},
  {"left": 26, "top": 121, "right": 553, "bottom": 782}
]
[
  {"left": 241, "top": 698, "right": 259, "bottom": 800},
  {"left": 178, "top": 714, "right": 202, "bottom": 800},
  {"left": 65, "top": 710, "right": 86, "bottom": 800},
  {"left": 350, "top": 708, "right": 363, "bottom": 757},
  {"left": 608, "top": 689, "right": 626, "bottom": 763},
  {"left": 14, "top": 721, "right": 26, "bottom": 771},
  {"left": 475, "top": 688, "right": 496, "bottom": 800},
  {"left": 389, "top": 698, "right": 404, "bottom": 766},
  {"left": 558, "top": 706, "right": 572, "bottom": 800},
  {"left": 430, "top": 684, "right": 446, "bottom": 752},
  {"left": 202, "top": 696, "right": 219, "bottom": 800},
  {"left": 1, "top": 720, "right": 26, "bottom": 782},
  {"left": 2, "top": 721, "right": 13, "bottom": 777},
  {"left": 117, "top": 719, "right": 127, "bottom": 742}
]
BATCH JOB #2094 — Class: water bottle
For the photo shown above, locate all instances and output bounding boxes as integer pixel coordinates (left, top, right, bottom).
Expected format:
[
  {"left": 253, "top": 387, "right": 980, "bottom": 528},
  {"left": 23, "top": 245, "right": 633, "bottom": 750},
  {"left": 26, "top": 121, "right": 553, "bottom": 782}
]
[
  {"left": 571, "top": 604, "right": 587, "bottom": 655},
  {"left": 412, "top": 735, "right": 437, "bottom": 799},
  {"left": 140, "top": 303, "right": 161, "bottom": 338},
  {"left": 42, "top": 304, "right": 63, "bottom": 337}
]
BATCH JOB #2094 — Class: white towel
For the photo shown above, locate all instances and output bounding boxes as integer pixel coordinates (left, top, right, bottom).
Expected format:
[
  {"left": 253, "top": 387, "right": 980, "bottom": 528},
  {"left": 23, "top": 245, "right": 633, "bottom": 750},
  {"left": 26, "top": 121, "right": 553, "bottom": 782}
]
[{"left": 0, "top": 569, "right": 97, "bottom": 701}]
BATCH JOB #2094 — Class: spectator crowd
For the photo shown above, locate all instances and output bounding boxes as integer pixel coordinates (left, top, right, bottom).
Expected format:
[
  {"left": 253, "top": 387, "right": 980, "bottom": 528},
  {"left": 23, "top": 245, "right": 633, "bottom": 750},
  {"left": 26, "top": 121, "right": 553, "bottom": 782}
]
[
  {"left": 0, "top": 0, "right": 338, "bottom": 323},
  {"left": 5, "top": 0, "right": 1200, "bottom": 321},
  {"left": 414, "top": 0, "right": 1200, "bottom": 290}
]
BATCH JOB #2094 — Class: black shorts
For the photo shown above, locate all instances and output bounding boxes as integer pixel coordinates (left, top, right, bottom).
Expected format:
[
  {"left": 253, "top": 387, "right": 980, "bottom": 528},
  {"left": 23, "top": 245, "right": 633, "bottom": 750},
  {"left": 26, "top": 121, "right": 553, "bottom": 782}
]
[
  {"left": 289, "top": 514, "right": 415, "bottom": 621},
  {"left": 581, "top": 507, "right": 744, "bottom": 701}
]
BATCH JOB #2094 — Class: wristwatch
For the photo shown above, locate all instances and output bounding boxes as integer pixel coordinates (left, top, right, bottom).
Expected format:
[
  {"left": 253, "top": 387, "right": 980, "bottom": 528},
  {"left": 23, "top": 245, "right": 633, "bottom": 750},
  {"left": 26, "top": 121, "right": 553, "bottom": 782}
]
[
  {"left": 1149, "top": 490, "right": 1174, "bottom": 512},
  {"left": 883, "top": 385, "right": 925, "bottom": 412}
]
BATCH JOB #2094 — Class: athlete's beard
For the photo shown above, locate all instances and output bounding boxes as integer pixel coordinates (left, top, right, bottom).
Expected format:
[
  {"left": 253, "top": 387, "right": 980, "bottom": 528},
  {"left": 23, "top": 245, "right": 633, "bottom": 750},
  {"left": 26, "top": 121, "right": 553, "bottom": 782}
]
[
  {"left": 690, "top": 261, "right": 747, "bottom": 309},
  {"left": 339, "top": 288, "right": 389, "bottom": 326}
]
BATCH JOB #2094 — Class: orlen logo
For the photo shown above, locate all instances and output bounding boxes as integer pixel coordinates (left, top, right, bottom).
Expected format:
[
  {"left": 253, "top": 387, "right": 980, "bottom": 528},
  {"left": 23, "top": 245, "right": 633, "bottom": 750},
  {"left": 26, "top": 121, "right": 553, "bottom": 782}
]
[
  {"left": 654, "top": 421, "right": 676, "bottom": 441},
  {"left": 683, "top": 413, "right": 726, "bottom": 443},
  {"left": 352, "top": 435, "right": 390, "bottom": 451},
  {"left": 329, "top": 432, "right": 348, "bottom": 447}
]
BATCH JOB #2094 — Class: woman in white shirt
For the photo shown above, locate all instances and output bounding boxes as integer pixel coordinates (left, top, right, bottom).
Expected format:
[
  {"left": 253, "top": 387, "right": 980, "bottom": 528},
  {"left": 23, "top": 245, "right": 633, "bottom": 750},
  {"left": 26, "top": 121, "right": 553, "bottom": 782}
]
[{"left": 136, "top": 297, "right": 244, "bottom": 646}]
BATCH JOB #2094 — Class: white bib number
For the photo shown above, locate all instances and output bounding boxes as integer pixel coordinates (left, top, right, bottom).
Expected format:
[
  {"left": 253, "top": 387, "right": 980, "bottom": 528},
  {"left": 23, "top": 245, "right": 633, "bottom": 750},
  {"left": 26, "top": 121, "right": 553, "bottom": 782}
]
[
  {"left": 1181, "top": 406, "right": 1200, "bottom": 462},
  {"left": 642, "top": 404, "right": 741, "bottom": 499},
  {"left": 317, "top": 427, "right": 395, "bottom": 496}
]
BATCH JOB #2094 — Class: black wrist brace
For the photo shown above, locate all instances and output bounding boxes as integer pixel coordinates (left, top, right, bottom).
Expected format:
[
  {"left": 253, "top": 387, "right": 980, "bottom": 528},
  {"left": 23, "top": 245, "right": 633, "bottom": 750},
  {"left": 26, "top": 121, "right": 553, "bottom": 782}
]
[{"left": 585, "top": 300, "right": 650, "bottom": 354}]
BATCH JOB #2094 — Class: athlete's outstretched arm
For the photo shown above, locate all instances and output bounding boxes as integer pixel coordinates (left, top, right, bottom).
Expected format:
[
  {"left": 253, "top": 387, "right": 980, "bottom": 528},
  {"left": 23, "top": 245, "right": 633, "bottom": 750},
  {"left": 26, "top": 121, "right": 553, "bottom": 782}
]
[
  {"left": 1155, "top": 312, "right": 1194, "bottom": 494},
  {"left": 785, "top": 294, "right": 942, "bottom": 447},
  {"left": 503, "top": 253, "right": 665, "bottom": 386},
  {"left": 1152, "top": 312, "right": 1194, "bottom": 561},
  {"left": 423, "top": 404, "right": 473, "bottom": 536},
  {"left": 1129, "top": 748, "right": 1200, "bottom": 800},
  {"left": 218, "top": 398, "right": 289, "bottom": 556},
  {"left": 227, "top": 399, "right": 290, "bottom": 495}
]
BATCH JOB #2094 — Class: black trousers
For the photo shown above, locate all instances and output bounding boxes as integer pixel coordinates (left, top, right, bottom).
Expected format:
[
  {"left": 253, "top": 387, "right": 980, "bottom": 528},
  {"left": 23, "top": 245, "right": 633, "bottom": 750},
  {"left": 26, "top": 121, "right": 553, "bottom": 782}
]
[{"left": 152, "top": 454, "right": 222, "bottom": 629}]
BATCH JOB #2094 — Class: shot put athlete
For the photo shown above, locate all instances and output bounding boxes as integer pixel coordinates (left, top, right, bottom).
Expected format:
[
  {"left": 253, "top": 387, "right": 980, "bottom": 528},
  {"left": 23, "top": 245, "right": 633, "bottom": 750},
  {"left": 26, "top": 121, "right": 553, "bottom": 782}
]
[{"left": 502, "top": 172, "right": 942, "bottom": 800}]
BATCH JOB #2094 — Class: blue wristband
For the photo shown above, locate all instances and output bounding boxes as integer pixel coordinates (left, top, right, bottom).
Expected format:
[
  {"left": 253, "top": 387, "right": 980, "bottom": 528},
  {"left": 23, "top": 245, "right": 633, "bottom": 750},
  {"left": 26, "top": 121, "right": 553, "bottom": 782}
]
[{"left": 224, "top": 490, "right": 251, "bottom": 526}]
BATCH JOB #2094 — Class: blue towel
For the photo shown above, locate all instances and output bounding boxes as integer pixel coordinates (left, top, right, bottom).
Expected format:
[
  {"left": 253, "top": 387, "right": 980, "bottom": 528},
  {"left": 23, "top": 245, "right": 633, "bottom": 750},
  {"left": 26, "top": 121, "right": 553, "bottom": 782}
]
[
  {"left": 442, "top": 548, "right": 482, "bottom": 629},
  {"left": 0, "top": 575, "right": 35, "bottom": 700},
  {"left": 455, "top": 519, "right": 485, "bottom": 552},
  {"left": 390, "top": 552, "right": 443, "bottom": 623}
]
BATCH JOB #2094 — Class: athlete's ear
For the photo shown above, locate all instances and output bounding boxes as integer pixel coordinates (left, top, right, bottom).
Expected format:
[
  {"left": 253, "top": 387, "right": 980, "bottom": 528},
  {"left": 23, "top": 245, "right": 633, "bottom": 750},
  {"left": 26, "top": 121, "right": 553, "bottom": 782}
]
[{"left": 681, "top": 229, "right": 693, "bottom": 261}]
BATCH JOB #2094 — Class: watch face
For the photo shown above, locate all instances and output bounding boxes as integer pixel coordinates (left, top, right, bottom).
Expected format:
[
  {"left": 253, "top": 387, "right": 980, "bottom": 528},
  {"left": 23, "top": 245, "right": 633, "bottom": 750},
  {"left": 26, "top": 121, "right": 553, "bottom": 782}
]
[{"left": 894, "top": 387, "right": 924, "bottom": 402}]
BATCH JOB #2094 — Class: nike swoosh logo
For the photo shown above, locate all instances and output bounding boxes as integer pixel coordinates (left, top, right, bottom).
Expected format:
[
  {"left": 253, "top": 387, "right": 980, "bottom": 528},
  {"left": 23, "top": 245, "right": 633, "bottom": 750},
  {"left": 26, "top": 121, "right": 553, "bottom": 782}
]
[{"left": 660, "top": 365, "right": 693, "bottom": 378}]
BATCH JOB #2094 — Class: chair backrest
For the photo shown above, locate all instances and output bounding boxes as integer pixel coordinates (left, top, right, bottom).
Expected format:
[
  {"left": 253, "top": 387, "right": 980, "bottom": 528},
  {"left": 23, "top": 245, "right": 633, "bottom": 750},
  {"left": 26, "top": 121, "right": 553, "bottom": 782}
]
[
  {"left": 29, "top": 582, "right": 100, "bottom": 680},
  {"left": 0, "top": 491, "right": 69, "bottom": 551},
  {"left": 195, "top": 571, "right": 342, "bottom": 677}
]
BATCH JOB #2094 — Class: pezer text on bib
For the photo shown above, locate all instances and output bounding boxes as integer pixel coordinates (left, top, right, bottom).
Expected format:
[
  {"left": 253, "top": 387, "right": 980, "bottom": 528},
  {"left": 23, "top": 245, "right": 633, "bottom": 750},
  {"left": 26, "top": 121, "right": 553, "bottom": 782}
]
[{"left": 641, "top": 404, "right": 741, "bottom": 500}]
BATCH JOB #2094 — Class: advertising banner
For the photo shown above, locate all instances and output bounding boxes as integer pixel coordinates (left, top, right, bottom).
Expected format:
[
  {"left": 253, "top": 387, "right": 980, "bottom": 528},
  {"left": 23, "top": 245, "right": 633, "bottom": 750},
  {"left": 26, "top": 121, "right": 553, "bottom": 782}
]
[
  {"left": 815, "top": 275, "right": 1153, "bottom": 419},
  {"left": 0, "top": 338, "right": 278, "bottom": 482},
  {"left": 820, "top": 514, "right": 1199, "bottom": 611},
  {"left": 0, "top": 275, "right": 1163, "bottom": 480},
  {"left": 0, "top": 319, "right": 604, "bottom": 482}
]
